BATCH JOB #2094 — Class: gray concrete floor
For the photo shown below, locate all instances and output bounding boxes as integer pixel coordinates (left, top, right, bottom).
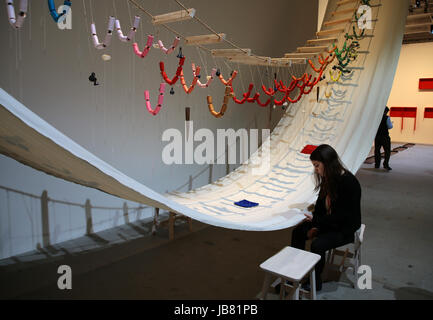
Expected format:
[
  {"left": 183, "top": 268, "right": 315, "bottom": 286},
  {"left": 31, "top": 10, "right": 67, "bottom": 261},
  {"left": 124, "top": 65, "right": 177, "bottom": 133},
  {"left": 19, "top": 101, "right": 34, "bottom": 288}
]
[{"left": 0, "top": 144, "right": 432, "bottom": 300}]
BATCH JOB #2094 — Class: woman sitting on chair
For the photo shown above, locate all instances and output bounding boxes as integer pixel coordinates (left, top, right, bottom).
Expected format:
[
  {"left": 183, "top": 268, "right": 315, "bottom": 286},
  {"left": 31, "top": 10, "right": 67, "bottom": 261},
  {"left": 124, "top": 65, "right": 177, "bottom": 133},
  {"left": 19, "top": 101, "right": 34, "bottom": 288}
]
[{"left": 291, "top": 144, "right": 361, "bottom": 292}]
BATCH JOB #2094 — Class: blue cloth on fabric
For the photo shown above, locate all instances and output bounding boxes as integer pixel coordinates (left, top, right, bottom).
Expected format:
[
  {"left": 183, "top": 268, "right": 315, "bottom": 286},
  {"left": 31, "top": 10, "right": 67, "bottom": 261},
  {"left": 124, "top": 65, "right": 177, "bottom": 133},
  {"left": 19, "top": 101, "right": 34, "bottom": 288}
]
[{"left": 234, "top": 199, "right": 259, "bottom": 208}]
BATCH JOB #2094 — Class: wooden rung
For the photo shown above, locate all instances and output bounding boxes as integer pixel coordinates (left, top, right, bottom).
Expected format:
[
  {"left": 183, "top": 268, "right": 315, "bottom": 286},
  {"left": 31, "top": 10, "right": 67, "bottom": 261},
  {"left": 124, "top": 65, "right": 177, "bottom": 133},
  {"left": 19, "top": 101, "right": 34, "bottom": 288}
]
[
  {"left": 404, "top": 28, "right": 431, "bottom": 35},
  {"left": 307, "top": 37, "right": 338, "bottom": 45},
  {"left": 271, "top": 58, "right": 301, "bottom": 66},
  {"left": 185, "top": 33, "right": 226, "bottom": 45},
  {"left": 211, "top": 48, "right": 251, "bottom": 57},
  {"left": 152, "top": 8, "right": 195, "bottom": 25},
  {"left": 316, "top": 28, "right": 345, "bottom": 37},
  {"left": 336, "top": 0, "right": 358, "bottom": 6},
  {"left": 331, "top": 8, "right": 355, "bottom": 16},
  {"left": 323, "top": 17, "right": 352, "bottom": 27},
  {"left": 406, "top": 22, "right": 433, "bottom": 28},
  {"left": 228, "top": 55, "right": 270, "bottom": 66},
  {"left": 284, "top": 53, "right": 317, "bottom": 58},
  {"left": 297, "top": 46, "right": 328, "bottom": 53},
  {"left": 406, "top": 13, "right": 433, "bottom": 20}
]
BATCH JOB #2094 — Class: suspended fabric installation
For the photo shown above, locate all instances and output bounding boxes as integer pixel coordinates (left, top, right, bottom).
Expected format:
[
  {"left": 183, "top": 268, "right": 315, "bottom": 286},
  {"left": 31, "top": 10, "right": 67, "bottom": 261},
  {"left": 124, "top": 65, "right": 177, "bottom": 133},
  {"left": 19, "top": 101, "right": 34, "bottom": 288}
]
[
  {"left": 133, "top": 35, "right": 154, "bottom": 58},
  {"left": 47, "top": 0, "right": 71, "bottom": 23},
  {"left": 91, "top": 16, "right": 115, "bottom": 49},
  {"left": 0, "top": 0, "right": 407, "bottom": 231},
  {"left": 207, "top": 86, "right": 233, "bottom": 118},
  {"left": 6, "top": 0, "right": 28, "bottom": 29},
  {"left": 115, "top": 16, "right": 140, "bottom": 42},
  {"left": 144, "top": 83, "right": 166, "bottom": 116},
  {"left": 157, "top": 36, "right": 181, "bottom": 54}
]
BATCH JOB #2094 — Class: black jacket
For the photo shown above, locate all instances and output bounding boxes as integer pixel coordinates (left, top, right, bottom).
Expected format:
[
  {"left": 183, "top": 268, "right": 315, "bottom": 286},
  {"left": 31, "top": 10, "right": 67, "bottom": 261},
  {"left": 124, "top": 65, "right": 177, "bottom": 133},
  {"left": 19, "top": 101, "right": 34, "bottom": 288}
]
[
  {"left": 376, "top": 114, "right": 390, "bottom": 138},
  {"left": 312, "top": 171, "right": 361, "bottom": 238}
]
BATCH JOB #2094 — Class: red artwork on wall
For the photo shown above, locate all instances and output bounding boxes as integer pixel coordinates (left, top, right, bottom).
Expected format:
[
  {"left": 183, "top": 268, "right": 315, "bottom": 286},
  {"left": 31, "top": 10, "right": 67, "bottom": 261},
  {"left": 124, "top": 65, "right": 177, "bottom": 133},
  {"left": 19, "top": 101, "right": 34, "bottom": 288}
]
[
  {"left": 424, "top": 107, "right": 433, "bottom": 119},
  {"left": 390, "top": 107, "right": 417, "bottom": 132},
  {"left": 301, "top": 145, "right": 318, "bottom": 155},
  {"left": 419, "top": 78, "right": 433, "bottom": 90}
]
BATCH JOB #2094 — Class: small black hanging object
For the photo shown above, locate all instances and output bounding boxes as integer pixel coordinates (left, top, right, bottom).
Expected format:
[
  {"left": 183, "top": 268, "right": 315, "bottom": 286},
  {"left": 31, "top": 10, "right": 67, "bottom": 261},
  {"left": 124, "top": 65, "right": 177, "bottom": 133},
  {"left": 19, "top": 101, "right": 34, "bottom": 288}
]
[
  {"left": 317, "top": 86, "right": 320, "bottom": 102},
  {"left": 230, "top": 71, "right": 234, "bottom": 77},
  {"left": 197, "top": 74, "right": 201, "bottom": 79},
  {"left": 170, "top": 87, "right": 175, "bottom": 95},
  {"left": 216, "top": 69, "right": 221, "bottom": 77},
  {"left": 176, "top": 47, "right": 184, "bottom": 59},
  {"left": 88, "top": 72, "right": 99, "bottom": 86},
  {"left": 274, "top": 73, "right": 277, "bottom": 80}
]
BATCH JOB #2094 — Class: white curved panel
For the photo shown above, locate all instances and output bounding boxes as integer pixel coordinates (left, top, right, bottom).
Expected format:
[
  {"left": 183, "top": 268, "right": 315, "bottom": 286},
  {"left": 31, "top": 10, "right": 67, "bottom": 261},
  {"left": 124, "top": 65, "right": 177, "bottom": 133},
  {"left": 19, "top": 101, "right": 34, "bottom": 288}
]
[{"left": 0, "top": 0, "right": 408, "bottom": 231}]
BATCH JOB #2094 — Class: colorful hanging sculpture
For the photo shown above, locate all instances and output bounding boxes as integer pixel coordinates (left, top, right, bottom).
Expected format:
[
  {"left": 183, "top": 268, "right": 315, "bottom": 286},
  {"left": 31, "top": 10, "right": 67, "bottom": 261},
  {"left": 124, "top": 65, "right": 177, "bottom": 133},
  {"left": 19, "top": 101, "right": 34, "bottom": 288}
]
[
  {"left": 157, "top": 36, "right": 181, "bottom": 55},
  {"left": 91, "top": 16, "right": 115, "bottom": 49},
  {"left": 144, "top": 83, "right": 166, "bottom": 116},
  {"left": 115, "top": 16, "right": 140, "bottom": 42},
  {"left": 47, "top": 0, "right": 71, "bottom": 23},
  {"left": 180, "top": 65, "right": 200, "bottom": 94},
  {"left": 329, "top": 70, "right": 342, "bottom": 82},
  {"left": 133, "top": 35, "right": 154, "bottom": 58},
  {"left": 207, "top": 86, "right": 233, "bottom": 118},
  {"left": 6, "top": 0, "right": 28, "bottom": 29},
  {"left": 218, "top": 70, "right": 238, "bottom": 86},
  {"left": 159, "top": 56, "right": 186, "bottom": 86},
  {"left": 193, "top": 64, "right": 217, "bottom": 88},
  {"left": 230, "top": 84, "right": 254, "bottom": 104}
]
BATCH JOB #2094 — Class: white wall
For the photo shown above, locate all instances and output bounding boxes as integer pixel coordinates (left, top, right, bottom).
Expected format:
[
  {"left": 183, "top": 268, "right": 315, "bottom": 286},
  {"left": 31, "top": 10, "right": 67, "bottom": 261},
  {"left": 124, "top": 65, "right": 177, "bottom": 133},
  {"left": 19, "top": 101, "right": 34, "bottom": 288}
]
[
  {"left": 387, "top": 42, "right": 433, "bottom": 145},
  {"left": 0, "top": 0, "right": 318, "bottom": 259}
]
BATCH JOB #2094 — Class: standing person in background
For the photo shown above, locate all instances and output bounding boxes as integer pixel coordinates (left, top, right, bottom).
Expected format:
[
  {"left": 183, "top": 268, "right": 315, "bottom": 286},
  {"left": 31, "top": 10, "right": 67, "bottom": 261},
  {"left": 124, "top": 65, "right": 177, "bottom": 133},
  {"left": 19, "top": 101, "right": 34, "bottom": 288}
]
[{"left": 374, "top": 106, "right": 393, "bottom": 171}]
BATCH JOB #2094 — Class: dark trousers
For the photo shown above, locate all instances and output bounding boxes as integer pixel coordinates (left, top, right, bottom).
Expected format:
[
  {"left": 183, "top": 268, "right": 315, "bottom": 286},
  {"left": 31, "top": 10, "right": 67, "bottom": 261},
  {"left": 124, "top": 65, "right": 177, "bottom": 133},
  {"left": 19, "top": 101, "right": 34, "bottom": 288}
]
[
  {"left": 291, "top": 222, "right": 354, "bottom": 281},
  {"left": 374, "top": 135, "right": 391, "bottom": 167}
]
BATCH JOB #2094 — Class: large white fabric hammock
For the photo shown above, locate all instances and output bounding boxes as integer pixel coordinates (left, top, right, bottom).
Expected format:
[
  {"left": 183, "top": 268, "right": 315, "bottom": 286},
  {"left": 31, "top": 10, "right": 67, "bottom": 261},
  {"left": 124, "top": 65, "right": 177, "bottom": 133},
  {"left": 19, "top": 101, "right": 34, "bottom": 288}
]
[{"left": 0, "top": 0, "right": 408, "bottom": 231}]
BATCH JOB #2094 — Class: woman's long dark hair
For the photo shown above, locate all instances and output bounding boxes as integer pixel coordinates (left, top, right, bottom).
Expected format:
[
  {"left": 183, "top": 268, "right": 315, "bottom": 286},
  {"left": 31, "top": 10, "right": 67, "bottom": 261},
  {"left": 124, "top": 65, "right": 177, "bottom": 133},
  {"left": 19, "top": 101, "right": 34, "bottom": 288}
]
[{"left": 310, "top": 144, "right": 347, "bottom": 201}]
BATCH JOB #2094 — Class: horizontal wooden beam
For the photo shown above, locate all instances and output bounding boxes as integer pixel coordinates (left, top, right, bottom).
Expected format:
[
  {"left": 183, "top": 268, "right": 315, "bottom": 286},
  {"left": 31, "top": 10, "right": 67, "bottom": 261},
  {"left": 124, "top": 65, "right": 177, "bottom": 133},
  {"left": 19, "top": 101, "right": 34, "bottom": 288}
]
[
  {"left": 331, "top": 8, "right": 355, "bottom": 16},
  {"left": 227, "top": 56, "right": 271, "bottom": 66},
  {"left": 323, "top": 17, "right": 352, "bottom": 27},
  {"left": 211, "top": 48, "right": 251, "bottom": 57},
  {"left": 284, "top": 53, "right": 318, "bottom": 58},
  {"left": 406, "top": 22, "right": 433, "bottom": 28},
  {"left": 307, "top": 37, "right": 338, "bottom": 45},
  {"left": 406, "top": 13, "right": 433, "bottom": 20},
  {"left": 184, "top": 33, "right": 226, "bottom": 45},
  {"left": 316, "top": 28, "right": 345, "bottom": 37},
  {"left": 297, "top": 46, "right": 329, "bottom": 53},
  {"left": 336, "top": 0, "right": 358, "bottom": 6},
  {"left": 152, "top": 8, "right": 195, "bottom": 25}
]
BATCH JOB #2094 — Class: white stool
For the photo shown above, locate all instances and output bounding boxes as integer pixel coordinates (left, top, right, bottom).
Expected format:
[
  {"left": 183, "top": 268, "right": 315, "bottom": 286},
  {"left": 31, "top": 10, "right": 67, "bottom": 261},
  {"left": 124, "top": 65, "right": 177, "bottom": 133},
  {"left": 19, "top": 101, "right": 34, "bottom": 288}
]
[{"left": 260, "top": 246, "right": 321, "bottom": 300}]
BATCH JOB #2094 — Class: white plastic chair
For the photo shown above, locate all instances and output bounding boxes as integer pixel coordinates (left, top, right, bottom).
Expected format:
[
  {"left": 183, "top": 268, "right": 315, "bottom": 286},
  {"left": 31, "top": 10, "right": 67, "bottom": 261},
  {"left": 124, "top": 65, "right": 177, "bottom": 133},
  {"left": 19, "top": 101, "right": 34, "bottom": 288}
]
[{"left": 326, "top": 224, "right": 366, "bottom": 288}]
